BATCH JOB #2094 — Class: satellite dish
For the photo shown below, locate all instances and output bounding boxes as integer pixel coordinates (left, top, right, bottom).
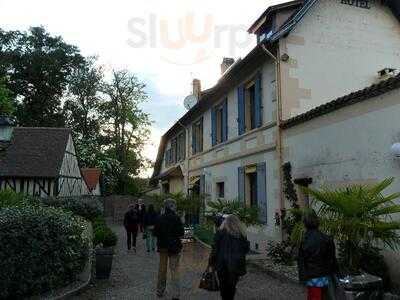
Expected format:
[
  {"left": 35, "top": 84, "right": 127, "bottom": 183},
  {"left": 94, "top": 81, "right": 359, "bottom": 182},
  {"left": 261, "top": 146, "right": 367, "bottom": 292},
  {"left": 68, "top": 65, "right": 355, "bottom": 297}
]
[{"left": 184, "top": 94, "right": 198, "bottom": 110}]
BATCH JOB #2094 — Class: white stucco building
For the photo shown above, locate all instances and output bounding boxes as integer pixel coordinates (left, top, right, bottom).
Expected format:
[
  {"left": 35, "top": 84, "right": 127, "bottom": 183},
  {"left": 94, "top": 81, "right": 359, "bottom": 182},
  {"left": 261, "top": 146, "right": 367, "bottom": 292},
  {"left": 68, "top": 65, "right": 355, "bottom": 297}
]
[{"left": 151, "top": 0, "right": 400, "bottom": 255}]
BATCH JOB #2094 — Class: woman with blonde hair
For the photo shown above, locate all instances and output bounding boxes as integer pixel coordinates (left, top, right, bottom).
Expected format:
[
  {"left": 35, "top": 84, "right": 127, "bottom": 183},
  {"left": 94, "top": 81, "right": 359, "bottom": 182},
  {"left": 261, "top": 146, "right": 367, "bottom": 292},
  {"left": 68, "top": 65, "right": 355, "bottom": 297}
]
[{"left": 209, "top": 215, "right": 250, "bottom": 300}]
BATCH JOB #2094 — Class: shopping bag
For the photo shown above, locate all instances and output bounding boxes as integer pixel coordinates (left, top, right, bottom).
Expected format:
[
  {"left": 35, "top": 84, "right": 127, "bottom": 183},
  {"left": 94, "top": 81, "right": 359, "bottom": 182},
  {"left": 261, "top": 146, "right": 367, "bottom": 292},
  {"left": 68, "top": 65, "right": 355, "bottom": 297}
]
[{"left": 199, "top": 266, "right": 219, "bottom": 292}]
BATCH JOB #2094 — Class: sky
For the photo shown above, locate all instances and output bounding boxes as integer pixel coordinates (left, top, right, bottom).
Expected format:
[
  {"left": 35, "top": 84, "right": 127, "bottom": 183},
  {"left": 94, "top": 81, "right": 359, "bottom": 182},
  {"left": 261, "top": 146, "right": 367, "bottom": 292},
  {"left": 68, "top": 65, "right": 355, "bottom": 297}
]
[{"left": 0, "top": 0, "right": 284, "bottom": 177}]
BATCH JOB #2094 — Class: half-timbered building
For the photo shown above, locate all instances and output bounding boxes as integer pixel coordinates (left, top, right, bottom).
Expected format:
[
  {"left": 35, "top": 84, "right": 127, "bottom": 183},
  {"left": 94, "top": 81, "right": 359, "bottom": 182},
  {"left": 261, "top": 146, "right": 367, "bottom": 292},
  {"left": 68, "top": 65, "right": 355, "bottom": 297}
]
[{"left": 0, "top": 118, "right": 90, "bottom": 197}]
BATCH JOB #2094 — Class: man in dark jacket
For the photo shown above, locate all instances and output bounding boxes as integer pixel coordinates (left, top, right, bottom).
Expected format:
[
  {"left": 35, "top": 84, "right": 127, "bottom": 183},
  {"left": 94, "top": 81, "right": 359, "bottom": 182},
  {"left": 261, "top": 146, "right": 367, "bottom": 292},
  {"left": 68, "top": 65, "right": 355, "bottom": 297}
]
[
  {"left": 123, "top": 204, "right": 139, "bottom": 252},
  {"left": 298, "top": 209, "right": 339, "bottom": 300},
  {"left": 153, "top": 199, "right": 184, "bottom": 300}
]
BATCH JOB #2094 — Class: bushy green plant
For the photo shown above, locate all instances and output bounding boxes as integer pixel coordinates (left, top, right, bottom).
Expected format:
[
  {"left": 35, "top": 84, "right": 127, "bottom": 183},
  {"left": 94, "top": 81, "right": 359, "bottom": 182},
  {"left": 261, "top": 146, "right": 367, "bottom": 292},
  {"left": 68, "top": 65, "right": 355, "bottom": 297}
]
[
  {"left": 193, "top": 222, "right": 215, "bottom": 246},
  {"left": 41, "top": 196, "right": 103, "bottom": 222},
  {"left": 0, "top": 206, "right": 89, "bottom": 299},
  {"left": 206, "top": 198, "right": 261, "bottom": 226},
  {"left": 0, "top": 189, "right": 40, "bottom": 208},
  {"left": 267, "top": 240, "right": 295, "bottom": 266},
  {"left": 92, "top": 215, "right": 117, "bottom": 248},
  {"left": 301, "top": 178, "right": 400, "bottom": 273},
  {"left": 94, "top": 225, "right": 118, "bottom": 247}
]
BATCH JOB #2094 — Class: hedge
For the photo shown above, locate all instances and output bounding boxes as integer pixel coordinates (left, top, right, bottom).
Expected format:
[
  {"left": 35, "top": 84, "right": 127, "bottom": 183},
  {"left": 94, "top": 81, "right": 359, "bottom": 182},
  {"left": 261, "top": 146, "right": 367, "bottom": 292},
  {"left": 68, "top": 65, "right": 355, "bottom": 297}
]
[
  {"left": 0, "top": 206, "right": 89, "bottom": 299},
  {"left": 0, "top": 189, "right": 40, "bottom": 209},
  {"left": 41, "top": 196, "right": 103, "bottom": 222}
]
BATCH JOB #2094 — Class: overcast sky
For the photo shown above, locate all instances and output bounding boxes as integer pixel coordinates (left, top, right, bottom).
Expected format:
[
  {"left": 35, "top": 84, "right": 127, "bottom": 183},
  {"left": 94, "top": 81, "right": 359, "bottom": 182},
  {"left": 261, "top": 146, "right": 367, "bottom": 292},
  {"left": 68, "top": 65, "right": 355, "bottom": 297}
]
[{"left": 0, "top": 0, "right": 283, "bottom": 177}]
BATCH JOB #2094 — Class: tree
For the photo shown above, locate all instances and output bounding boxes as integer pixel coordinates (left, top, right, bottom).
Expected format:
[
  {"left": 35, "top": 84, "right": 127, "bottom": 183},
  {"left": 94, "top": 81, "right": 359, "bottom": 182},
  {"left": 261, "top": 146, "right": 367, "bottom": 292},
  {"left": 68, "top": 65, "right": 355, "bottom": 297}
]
[
  {"left": 0, "top": 26, "right": 84, "bottom": 127},
  {"left": 64, "top": 57, "right": 104, "bottom": 168},
  {"left": 299, "top": 178, "right": 400, "bottom": 273},
  {"left": 64, "top": 57, "right": 103, "bottom": 143},
  {"left": 0, "top": 78, "right": 14, "bottom": 116},
  {"left": 100, "top": 69, "right": 151, "bottom": 193}
]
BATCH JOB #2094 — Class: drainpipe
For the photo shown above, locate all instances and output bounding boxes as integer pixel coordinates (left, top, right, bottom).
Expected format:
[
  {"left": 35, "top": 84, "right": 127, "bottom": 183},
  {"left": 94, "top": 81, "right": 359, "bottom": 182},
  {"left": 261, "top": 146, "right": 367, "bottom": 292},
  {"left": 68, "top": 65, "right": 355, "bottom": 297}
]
[
  {"left": 261, "top": 43, "right": 285, "bottom": 241},
  {"left": 177, "top": 121, "right": 190, "bottom": 194}
]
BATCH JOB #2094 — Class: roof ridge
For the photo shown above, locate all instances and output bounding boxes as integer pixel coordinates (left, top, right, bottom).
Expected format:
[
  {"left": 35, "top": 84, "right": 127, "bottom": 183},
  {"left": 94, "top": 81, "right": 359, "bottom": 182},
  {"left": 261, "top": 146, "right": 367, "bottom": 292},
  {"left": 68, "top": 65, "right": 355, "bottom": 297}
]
[{"left": 15, "top": 127, "right": 71, "bottom": 131}]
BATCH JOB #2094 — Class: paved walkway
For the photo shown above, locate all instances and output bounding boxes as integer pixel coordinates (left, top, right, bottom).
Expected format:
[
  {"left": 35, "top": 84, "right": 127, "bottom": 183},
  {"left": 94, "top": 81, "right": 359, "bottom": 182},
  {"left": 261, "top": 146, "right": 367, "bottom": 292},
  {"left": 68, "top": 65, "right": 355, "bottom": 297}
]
[{"left": 74, "top": 224, "right": 306, "bottom": 300}]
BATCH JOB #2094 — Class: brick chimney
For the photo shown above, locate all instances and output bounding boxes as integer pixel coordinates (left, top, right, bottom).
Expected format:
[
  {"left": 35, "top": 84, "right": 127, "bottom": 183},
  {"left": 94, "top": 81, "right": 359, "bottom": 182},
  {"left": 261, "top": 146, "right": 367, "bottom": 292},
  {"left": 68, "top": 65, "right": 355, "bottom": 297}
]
[
  {"left": 192, "top": 79, "right": 201, "bottom": 100},
  {"left": 221, "top": 57, "right": 235, "bottom": 75}
]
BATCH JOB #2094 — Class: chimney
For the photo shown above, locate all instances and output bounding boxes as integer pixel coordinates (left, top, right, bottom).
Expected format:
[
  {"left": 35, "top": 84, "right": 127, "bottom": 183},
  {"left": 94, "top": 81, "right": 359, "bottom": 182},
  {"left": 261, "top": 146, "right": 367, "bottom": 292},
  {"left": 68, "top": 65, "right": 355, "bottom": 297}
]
[
  {"left": 221, "top": 57, "right": 235, "bottom": 75},
  {"left": 0, "top": 116, "right": 15, "bottom": 142},
  {"left": 192, "top": 79, "right": 201, "bottom": 100}
]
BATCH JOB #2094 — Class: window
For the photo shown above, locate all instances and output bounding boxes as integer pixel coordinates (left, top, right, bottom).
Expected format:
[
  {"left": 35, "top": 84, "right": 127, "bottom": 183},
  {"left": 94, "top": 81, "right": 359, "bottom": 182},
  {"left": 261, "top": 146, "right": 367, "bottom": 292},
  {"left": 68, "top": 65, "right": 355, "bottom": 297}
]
[
  {"left": 238, "top": 73, "right": 262, "bottom": 135},
  {"left": 216, "top": 182, "right": 225, "bottom": 198},
  {"left": 238, "top": 162, "right": 267, "bottom": 223},
  {"left": 192, "top": 118, "right": 203, "bottom": 155},
  {"left": 245, "top": 166, "right": 258, "bottom": 207},
  {"left": 245, "top": 82, "right": 256, "bottom": 131},
  {"left": 211, "top": 99, "right": 228, "bottom": 146},
  {"left": 164, "top": 148, "right": 172, "bottom": 167},
  {"left": 177, "top": 131, "right": 186, "bottom": 162},
  {"left": 162, "top": 182, "right": 170, "bottom": 194}
]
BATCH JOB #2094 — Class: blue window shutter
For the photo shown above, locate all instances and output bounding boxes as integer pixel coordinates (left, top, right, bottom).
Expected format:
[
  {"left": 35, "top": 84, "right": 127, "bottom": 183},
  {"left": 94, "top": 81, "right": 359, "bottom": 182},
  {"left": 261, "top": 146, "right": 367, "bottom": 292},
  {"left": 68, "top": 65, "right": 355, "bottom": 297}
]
[
  {"left": 255, "top": 72, "right": 263, "bottom": 128},
  {"left": 211, "top": 108, "right": 217, "bottom": 146},
  {"left": 237, "top": 85, "right": 245, "bottom": 135},
  {"left": 257, "top": 162, "right": 267, "bottom": 224},
  {"left": 191, "top": 126, "right": 196, "bottom": 154},
  {"left": 222, "top": 98, "right": 228, "bottom": 142},
  {"left": 200, "top": 175, "right": 206, "bottom": 195},
  {"left": 238, "top": 166, "right": 245, "bottom": 202}
]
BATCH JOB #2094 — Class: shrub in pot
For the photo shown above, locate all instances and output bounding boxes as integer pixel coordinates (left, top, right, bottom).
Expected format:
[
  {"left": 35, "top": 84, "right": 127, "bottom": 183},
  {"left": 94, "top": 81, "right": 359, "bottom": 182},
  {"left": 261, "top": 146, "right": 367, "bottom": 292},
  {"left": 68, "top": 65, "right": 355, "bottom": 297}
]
[
  {"left": 93, "top": 218, "right": 118, "bottom": 279},
  {"left": 0, "top": 206, "right": 88, "bottom": 299}
]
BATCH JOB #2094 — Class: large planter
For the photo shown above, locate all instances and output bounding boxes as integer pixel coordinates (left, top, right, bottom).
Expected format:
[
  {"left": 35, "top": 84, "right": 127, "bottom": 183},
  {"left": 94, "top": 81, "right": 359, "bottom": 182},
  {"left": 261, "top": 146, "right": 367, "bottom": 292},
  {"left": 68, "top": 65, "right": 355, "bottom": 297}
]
[
  {"left": 95, "top": 247, "right": 114, "bottom": 279},
  {"left": 336, "top": 273, "right": 383, "bottom": 300}
]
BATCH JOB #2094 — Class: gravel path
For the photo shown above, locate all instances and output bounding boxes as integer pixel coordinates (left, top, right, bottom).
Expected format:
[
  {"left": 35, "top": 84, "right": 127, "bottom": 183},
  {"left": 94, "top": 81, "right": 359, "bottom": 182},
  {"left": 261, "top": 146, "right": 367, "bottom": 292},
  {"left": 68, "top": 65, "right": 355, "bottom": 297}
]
[{"left": 73, "top": 224, "right": 306, "bottom": 300}]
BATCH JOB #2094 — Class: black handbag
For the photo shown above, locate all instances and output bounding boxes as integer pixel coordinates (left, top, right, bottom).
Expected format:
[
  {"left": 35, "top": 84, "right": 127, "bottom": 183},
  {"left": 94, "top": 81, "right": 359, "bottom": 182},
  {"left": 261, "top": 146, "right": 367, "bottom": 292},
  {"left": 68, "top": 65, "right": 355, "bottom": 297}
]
[{"left": 199, "top": 266, "right": 219, "bottom": 292}]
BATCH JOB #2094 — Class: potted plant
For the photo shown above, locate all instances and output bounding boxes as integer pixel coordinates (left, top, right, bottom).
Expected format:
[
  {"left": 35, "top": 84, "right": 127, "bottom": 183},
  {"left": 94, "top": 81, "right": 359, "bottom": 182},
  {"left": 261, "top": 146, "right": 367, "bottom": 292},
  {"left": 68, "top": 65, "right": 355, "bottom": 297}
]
[{"left": 93, "top": 218, "right": 118, "bottom": 279}]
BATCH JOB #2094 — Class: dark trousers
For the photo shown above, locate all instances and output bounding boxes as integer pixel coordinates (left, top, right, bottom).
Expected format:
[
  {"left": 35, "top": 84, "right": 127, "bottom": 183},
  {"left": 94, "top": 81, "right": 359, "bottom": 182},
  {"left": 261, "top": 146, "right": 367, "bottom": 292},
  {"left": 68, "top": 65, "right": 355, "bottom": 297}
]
[
  {"left": 217, "top": 269, "right": 239, "bottom": 300},
  {"left": 126, "top": 228, "right": 138, "bottom": 250}
]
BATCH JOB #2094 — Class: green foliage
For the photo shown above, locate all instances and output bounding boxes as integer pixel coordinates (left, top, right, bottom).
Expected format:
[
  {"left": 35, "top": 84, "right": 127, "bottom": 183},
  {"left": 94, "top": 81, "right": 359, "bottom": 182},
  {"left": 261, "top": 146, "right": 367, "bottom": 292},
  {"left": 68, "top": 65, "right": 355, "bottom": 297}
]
[
  {"left": 302, "top": 178, "right": 400, "bottom": 272},
  {"left": 281, "top": 162, "right": 301, "bottom": 236},
  {"left": 93, "top": 216, "right": 118, "bottom": 248},
  {"left": 357, "top": 244, "right": 391, "bottom": 289},
  {"left": 150, "top": 192, "right": 204, "bottom": 216},
  {"left": 0, "top": 26, "right": 85, "bottom": 127},
  {"left": 0, "top": 189, "right": 40, "bottom": 208},
  {"left": 267, "top": 240, "right": 295, "bottom": 266},
  {"left": 41, "top": 196, "right": 103, "bottom": 222},
  {"left": 0, "top": 206, "right": 89, "bottom": 299},
  {"left": 100, "top": 69, "right": 152, "bottom": 193},
  {"left": 206, "top": 198, "right": 261, "bottom": 226},
  {"left": 193, "top": 223, "right": 215, "bottom": 246},
  {"left": 0, "top": 78, "right": 14, "bottom": 116}
]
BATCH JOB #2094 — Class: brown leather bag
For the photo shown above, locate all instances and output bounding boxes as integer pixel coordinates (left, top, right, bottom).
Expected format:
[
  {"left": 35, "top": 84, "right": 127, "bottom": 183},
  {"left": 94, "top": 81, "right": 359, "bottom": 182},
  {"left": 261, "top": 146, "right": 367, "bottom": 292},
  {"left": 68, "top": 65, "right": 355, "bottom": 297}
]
[{"left": 199, "top": 266, "right": 219, "bottom": 292}]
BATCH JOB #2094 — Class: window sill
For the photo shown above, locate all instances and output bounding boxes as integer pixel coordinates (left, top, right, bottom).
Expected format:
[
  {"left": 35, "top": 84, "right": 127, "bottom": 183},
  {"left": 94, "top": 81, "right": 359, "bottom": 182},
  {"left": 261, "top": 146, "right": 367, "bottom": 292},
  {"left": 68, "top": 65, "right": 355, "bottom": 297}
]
[{"left": 189, "top": 121, "right": 277, "bottom": 160}]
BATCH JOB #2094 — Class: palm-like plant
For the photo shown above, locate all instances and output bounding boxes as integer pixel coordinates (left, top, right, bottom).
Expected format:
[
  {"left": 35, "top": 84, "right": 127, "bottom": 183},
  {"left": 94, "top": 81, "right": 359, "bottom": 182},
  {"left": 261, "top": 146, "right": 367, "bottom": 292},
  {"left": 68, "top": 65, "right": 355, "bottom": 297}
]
[
  {"left": 206, "top": 198, "right": 261, "bottom": 226},
  {"left": 300, "top": 178, "right": 400, "bottom": 273}
]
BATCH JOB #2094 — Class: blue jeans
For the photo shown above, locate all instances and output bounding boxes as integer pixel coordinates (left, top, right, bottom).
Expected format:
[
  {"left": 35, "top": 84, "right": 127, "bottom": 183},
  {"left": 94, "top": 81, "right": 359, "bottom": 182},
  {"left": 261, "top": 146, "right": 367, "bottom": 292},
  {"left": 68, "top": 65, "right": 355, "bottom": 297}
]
[{"left": 145, "top": 226, "right": 156, "bottom": 251}]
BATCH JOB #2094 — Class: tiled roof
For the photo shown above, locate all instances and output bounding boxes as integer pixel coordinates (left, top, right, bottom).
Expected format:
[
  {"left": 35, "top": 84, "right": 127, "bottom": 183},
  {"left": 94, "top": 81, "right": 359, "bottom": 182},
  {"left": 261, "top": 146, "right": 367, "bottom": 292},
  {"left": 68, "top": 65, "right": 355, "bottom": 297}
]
[
  {"left": 0, "top": 127, "right": 71, "bottom": 178},
  {"left": 281, "top": 74, "right": 400, "bottom": 129}
]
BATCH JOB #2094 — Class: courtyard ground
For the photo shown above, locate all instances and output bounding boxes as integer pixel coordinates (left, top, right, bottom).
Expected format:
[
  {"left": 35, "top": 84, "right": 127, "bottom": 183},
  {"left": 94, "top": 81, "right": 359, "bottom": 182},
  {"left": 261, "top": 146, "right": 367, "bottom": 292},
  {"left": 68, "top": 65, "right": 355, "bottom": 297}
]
[{"left": 73, "top": 224, "right": 306, "bottom": 300}]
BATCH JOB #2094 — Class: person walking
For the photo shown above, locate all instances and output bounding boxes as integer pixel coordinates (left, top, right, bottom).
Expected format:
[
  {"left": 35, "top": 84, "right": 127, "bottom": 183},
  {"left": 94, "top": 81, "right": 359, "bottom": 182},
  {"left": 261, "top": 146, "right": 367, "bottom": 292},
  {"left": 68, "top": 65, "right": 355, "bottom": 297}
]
[
  {"left": 297, "top": 209, "right": 339, "bottom": 300},
  {"left": 137, "top": 199, "right": 146, "bottom": 233},
  {"left": 153, "top": 199, "right": 184, "bottom": 300},
  {"left": 144, "top": 204, "right": 158, "bottom": 252},
  {"left": 123, "top": 204, "right": 140, "bottom": 253},
  {"left": 209, "top": 214, "right": 250, "bottom": 300}
]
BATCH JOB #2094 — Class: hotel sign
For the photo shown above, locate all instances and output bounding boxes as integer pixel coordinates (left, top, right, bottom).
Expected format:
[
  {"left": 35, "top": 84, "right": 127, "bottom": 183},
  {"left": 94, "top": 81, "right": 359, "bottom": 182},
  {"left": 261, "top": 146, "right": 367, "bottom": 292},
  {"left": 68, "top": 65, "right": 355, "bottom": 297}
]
[{"left": 341, "top": 0, "right": 371, "bottom": 9}]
